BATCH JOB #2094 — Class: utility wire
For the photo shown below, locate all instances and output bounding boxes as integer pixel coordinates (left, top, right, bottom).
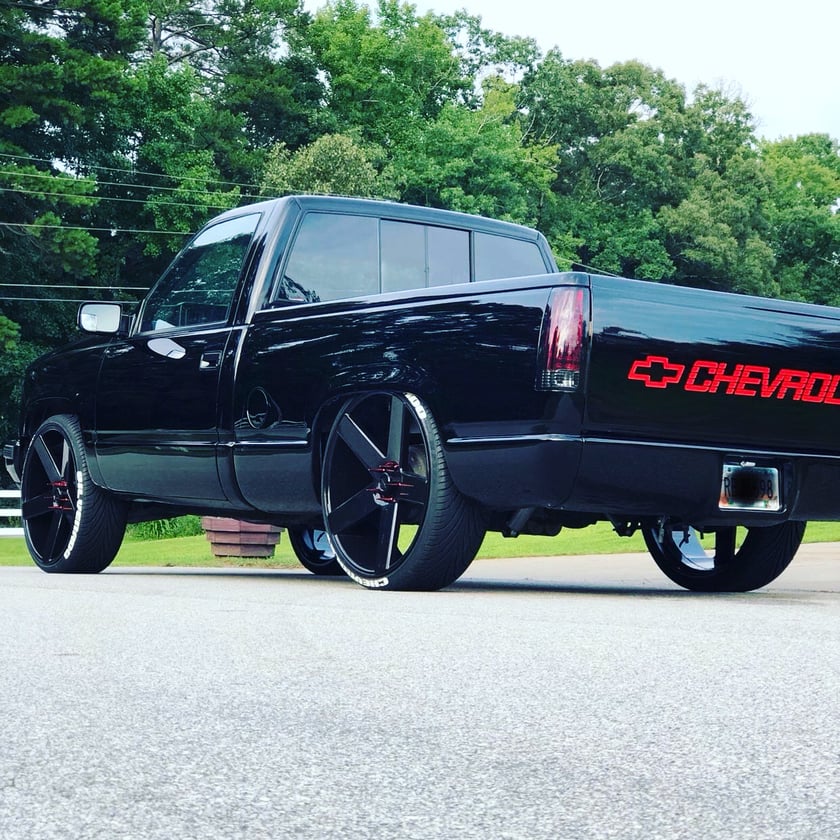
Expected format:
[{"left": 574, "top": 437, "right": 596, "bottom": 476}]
[
  {"left": 0, "top": 184, "right": 246, "bottom": 212},
  {"left": 0, "top": 296, "right": 138, "bottom": 303},
  {"left": 0, "top": 283, "right": 148, "bottom": 291},
  {"left": 0, "top": 168, "right": 263, "bottom": 203},
  {"left": 0, "top": 152, "right": 263, "bottom": 192},
  {"left": 0, "top": 221, "right": 191, "bottom": 236}
]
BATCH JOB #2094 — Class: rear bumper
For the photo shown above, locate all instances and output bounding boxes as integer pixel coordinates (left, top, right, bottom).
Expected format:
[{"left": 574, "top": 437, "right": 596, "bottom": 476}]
[
  {"left": 3, "top": 441, "right": 20, "bottom": 487},
  {"left": 445, "top": 433, "right": 840, "bottom": 525},
  {"left": 569, "top": 437, "right": 840, "bottom": 525}
]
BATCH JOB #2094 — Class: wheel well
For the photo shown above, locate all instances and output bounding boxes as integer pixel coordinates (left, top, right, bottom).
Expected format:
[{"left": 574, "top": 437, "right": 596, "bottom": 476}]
[
  {"left": 23, "top": 400, "right": 78, "bottom": 439},
  {"left": 309, "top": 395, "right": 348, "bottom": 495}
]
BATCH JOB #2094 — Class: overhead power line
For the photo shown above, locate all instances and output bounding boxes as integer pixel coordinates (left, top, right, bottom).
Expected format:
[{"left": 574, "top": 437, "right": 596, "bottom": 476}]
[
  {"left": 0, "top": 283, "right": 148, "bottom": 291},
  {"left": 0, "top": 184, "right": 246, "bottom": 212},
  {"left": 0, "top": 296, "right": 138, "bottom": 304},
  {"left": 0, "top": 167, "right": 263, "bottom": 204},
  {"left": 0, "top": 169, "right": 268, "bottom": 206},
  {"left": 0, "top": 152, "right": 263, "bottom": 192},
  {"left": 0, "top": 221, "right": 191, "bottom": 236}
]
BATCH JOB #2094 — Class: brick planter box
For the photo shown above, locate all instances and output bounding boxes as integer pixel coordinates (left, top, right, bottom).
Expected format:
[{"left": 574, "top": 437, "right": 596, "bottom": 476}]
[{"left": 201, "top": 517, "right": 282, "bottom": 558}]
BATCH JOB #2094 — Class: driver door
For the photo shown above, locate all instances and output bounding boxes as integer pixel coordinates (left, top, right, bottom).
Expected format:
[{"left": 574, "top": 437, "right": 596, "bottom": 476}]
[{"left": 94, "top": 212, "right": 260, "bottom": 502}]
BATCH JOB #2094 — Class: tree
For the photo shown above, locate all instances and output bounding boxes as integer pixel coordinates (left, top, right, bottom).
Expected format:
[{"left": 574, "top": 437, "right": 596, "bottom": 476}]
[
  {"left": 306, "top": 0, "right": 465, "bottom": 148},
  {"left": 116, "top": 56, "right": 241, "bottom": 257},
  {"left": 142, "top": 0, "right": 326, "bottom": 165},
  {"left": 0, "top": 0, "right": 146, "bottom": 346},
  {"left": 262, "top": 133, "right": 395, "bottom": 197},
  {"left": 658, "top": 154, "right": 776, "bottom": 296},
  {"left": 0, "top": 313, "right": 18, "bottom": 352},
  {"left": 434, "top": 9, "right": 540, "bottom": 102},
  {"left": 389, "top": 77, "right": 557, "bottom": 232},
  {"left": 654, "top": 89, "right": 776, "bottom": 295},
  {"left": 144, "top": 0, "right": 298, "bottom": 78},
  {"left": 762, "top": 134, "right": 840, "bottom": 304},
  {"left": 518, "top": 51, "right": 783, "bottom": 289}
]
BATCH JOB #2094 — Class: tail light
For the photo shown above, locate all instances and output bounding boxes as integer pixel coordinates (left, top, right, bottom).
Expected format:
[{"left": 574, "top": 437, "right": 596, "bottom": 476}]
[{"left": 536, "top": 287, "right": 589, "bottom": 391}]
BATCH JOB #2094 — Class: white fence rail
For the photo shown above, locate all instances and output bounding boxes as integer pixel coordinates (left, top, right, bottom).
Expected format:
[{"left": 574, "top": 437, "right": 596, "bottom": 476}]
[{"left": 0, "top": 490, "right": 23, "bottom": 537}]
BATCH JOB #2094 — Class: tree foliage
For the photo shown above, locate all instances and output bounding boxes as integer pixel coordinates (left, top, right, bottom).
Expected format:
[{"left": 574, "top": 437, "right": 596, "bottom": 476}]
[{"left": 262, "top": 133, "right": 394, "bottom": 198}]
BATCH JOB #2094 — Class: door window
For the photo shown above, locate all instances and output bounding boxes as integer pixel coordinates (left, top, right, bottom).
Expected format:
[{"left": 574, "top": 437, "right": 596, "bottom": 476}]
[
  {"left": 279, "top": 213, "right": 379, "bottom": 303},
  {"left": 140, "top": 213, "right": 260, "bottom": 332}
]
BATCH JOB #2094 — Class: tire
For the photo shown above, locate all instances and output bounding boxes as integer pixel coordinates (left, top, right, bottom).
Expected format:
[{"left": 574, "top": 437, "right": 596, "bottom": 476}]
[
  {"left": 321, "top": 392, "right": 485, "bottom": 591},
  {"left": 287, "top": 527, "right": 345, "bottom": 576},
  {"left": 643, "top": 519, "right": 805, "bottom": 592},
  {"left": 20, "top": 414, "right": 127, "bottom": 573}
]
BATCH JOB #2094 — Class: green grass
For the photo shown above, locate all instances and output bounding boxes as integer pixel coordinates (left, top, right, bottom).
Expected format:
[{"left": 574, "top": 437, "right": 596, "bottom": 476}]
[{"left": 3, "top": 520, "right": 840, "bottom": 568}]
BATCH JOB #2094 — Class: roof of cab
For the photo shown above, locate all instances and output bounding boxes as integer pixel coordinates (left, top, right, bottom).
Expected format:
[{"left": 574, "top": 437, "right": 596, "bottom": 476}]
[{"left": 210, "top": 194, "right": 544, "bottom": 242}]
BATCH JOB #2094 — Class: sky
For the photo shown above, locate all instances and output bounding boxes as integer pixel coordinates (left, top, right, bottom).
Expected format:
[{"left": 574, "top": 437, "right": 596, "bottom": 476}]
[{"left": 314, "top": 0, "right": 840, "bottom": 142}]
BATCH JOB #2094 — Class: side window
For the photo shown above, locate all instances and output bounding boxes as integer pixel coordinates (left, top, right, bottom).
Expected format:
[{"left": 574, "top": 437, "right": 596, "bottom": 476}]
[
  {"left": 381, "top": 221, "right": 425, "bottom": 293},
  {"left": 474, "top": 232, "right": 548, "bottom": 282},
  {"left": 279, "top": 213, "right": 378, "bottom": 303},
  {"left": 141, "top": 213, "right": 260, "bottom": 332},
  {"left": 381, "top": 221, "right": 470, "bottom": 293},
  {"left": 428, "top": 227, "right": 469, "bottom": 286}
]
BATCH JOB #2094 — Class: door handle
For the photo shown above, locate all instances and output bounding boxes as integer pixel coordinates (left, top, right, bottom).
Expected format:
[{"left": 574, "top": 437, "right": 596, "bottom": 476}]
[{"left": 200, "top": 351, "right": 222, "bottom": 370}]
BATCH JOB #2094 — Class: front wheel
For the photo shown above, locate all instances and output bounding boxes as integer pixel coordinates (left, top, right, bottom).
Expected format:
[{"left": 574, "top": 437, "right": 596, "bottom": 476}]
[
  {"left": 287, "top": 527, "right": 345, "bottom": 576},
  {"left": 21, "top": 414, "right": 127, "bottom": 573},
  {"left": 321, "top": 392, "right": 485, "bottom": 591},
  {"left": 643, "top": 519, "right": 805, "bottom": 592}
]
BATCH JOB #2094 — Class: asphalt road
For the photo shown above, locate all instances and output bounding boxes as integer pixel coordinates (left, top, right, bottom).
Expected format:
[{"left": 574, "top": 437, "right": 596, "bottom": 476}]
[{"left": 2, "top": 546, "right": 840, "bottom": 839}]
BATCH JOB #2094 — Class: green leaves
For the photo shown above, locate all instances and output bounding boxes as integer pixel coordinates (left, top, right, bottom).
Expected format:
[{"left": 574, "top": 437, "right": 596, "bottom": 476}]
[
  {"left": 762, "top": 134, "right": 840, "bottom": 304},
  {"left": 392, "top": 86, "right": 556, "bottom": 228},
  {"left": 307, "top": 0, "right": 464, "bottom": 147},
  {"left": 0, "top": 315, "right": 19, "bottom": 352},
  {"left": 262, "top": 134, "right": 394, "bottom": 198}
]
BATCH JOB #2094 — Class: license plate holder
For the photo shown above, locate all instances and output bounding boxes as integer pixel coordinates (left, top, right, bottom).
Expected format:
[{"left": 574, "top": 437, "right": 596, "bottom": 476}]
[{"left": 720, "top": 463, "right": 781, "bottom": 511}]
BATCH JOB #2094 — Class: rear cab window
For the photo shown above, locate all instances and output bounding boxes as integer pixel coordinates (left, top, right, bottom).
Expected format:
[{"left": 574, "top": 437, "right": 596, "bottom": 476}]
[
  {"left": 474, "top": 232, "right": 549, "bottom": 282},
  {"left": 271, "top": 206, "right": 551, "bottom": 305}
]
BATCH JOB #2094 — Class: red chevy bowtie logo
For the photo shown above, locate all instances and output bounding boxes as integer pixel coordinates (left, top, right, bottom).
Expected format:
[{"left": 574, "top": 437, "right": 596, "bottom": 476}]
[{"left": 627, "top": 355, "right": 685, "bottom": 388}]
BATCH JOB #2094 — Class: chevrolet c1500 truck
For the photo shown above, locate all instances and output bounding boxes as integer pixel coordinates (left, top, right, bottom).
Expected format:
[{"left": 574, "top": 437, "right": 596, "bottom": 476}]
[{"left": 5, "top": 194, "right": 839, "bottom": 590}]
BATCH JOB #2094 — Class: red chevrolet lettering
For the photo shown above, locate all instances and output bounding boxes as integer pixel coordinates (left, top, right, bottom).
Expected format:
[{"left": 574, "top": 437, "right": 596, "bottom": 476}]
[
  {"left": 732, "top": 365, "right": 766, "bottom": 397},
  {"left": 775, "top": 370, "right": 811, "bottom": 401},
  {"left": 685, "top": 361, "right": 717, "bottom": 392},
  {"left": 628, "top": 354, "right": 840, "bottom": 407},
  {"left": 802, "top": 373, "right": 835, "bottom": 403},
  {"left": 825, "top": 375, "right": 840, "bottom": 405},
  {"left": 760, "top": 370, "right": 786, "bottom": 398},
  {"left": 709, "top": 363, "right": 745, "bottom": 395}
]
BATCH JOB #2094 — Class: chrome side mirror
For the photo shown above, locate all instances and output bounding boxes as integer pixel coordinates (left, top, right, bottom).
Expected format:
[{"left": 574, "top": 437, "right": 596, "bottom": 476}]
[{"left": 78, "top": 302, "right": 122, "bottom": 335}]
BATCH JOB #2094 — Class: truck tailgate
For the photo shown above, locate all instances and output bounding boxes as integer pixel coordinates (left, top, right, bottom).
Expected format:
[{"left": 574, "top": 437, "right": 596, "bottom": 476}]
[{"left": 585, "top": 275, "right": 840, "bottom": 456}]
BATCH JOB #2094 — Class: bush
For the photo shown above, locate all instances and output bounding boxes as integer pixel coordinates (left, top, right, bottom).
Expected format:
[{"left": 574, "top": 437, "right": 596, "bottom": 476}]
[{"left": 126, "top": 516, "right": 204, "bottom": 541}]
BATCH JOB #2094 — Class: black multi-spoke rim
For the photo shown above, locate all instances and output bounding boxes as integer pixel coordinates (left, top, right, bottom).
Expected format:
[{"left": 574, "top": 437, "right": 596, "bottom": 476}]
[
  {"left": 21, "top": 428, "right": 79, "bottom": 565},
  {"left": 653, "top": 522, "right": 738, "bottom": 575},
  {"left": 323, "top": 394, "right": 430, "bottom": 579}
]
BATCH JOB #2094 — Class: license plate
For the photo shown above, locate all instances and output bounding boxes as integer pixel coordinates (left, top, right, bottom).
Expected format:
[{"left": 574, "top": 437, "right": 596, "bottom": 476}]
[{"left": 720, "top": 464, "right": 780, "bottom": 511}]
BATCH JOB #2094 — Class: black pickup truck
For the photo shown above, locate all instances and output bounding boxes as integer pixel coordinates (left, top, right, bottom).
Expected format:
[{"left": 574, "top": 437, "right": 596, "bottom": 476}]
[{"left": 5, "top": 195, "right": 839, "bottom": 590}]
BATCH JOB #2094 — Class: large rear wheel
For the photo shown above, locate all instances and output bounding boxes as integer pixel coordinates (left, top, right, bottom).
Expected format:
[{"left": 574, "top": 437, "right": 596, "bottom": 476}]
[
  {"left": 643, "top": 519, "right": 805, "bottom": 592},
  {"left": 321, "top": 392, "right": 485, "bottom": 590},
  {"left": 21, "top": 414, "right": 126, "bottom": 573}
]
